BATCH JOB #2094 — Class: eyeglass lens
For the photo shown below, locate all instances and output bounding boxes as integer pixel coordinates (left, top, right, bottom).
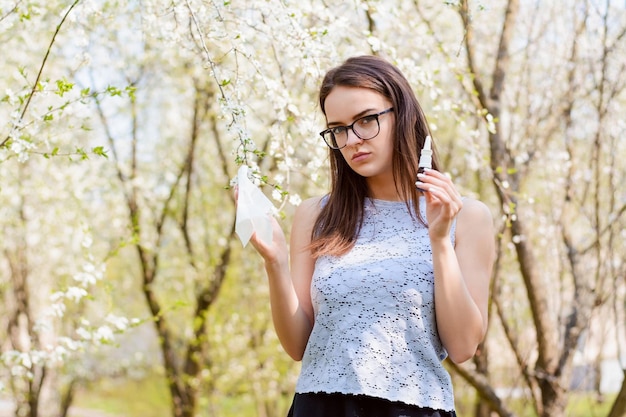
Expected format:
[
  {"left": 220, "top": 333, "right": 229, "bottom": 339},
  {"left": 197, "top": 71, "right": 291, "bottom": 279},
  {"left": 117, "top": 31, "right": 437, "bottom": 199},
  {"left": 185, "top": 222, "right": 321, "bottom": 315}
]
[{"left": 323, "top": 115, "right": 381, "bottom": 149}]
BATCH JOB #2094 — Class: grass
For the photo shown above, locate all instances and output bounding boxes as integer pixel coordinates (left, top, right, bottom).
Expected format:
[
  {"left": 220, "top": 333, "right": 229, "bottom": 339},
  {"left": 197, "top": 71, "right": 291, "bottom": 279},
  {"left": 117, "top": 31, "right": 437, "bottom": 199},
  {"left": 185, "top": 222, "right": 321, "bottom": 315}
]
[
  {"left": 71, "top": 376, "right": 618, "bottom": 417},
  {"left": 457, "top": 392, "right": 617, "bottom": 417},
  {"left": 71, "top": 376, "right": 171, "bottom": 417},
  {"left": 70, "top": 376, "right": 291, "bottom": 417},
  {"left": 566, "top": 392, "right": 616, "bottom": 417}
]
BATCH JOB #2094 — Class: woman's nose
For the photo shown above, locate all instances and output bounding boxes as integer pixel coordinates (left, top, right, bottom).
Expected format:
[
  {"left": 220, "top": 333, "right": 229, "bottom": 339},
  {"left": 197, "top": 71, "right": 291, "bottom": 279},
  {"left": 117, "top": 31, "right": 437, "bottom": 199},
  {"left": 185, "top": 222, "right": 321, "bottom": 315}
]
[{"left": 345, "top": 128, "right": 363, "bottom": 147}]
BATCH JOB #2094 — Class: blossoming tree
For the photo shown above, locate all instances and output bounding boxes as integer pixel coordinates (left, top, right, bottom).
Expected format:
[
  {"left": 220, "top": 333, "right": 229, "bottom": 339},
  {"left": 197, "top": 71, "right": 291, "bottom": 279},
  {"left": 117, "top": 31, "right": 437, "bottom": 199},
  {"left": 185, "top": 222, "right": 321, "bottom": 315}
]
[{"left": 1, "top": 1, "right": 624, "bottom": 417}]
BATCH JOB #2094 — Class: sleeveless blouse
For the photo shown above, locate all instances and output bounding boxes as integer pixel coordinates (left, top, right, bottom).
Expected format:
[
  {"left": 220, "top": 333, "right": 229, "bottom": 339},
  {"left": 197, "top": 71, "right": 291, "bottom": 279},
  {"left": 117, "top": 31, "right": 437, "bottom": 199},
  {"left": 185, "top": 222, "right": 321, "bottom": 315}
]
[{"left": 295, "top": 197, "right": 456, "bottom": 412}]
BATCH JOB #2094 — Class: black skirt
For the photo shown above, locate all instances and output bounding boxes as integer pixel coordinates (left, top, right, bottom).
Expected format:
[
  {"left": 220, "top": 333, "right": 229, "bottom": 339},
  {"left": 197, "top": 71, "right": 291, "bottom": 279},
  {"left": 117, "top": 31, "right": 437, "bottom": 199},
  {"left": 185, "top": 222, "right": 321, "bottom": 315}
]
[{"left": 287, "top": 392, "right": 456, "bottom": 417}]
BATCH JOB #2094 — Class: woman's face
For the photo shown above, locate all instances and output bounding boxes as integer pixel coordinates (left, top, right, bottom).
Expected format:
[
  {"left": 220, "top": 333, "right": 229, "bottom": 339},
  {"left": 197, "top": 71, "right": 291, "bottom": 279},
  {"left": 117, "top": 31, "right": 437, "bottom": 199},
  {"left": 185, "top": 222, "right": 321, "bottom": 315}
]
[{"left": 323, "top": 86, "right": 395, "bottom": 183}]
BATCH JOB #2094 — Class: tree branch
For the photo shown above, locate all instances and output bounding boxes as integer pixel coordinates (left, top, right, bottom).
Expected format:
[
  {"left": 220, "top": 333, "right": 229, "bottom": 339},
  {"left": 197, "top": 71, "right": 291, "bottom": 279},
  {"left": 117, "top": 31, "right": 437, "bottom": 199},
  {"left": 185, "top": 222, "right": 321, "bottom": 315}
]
[
  {"left": 1, "top": 0, "right": 82, "bottom": 147},
  {"left": 459, "top": 0, "right": 490, "bottom": 111},
  {"left": 448, "top": 361, "right": 516, "bottom": 417}
]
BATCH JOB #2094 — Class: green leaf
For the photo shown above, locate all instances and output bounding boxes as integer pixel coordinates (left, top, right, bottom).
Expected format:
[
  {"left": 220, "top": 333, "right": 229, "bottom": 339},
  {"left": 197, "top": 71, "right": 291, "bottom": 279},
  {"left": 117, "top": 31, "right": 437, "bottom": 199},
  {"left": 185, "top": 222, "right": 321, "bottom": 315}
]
[
  {"left": 43, "top": 147, "right": 59, "bottom": 159},
  {"left": 55, "top": 78, "right": 74, "bottom": 97},
  {"left": 76, "top": 147, "right": 89, "bottom": 160},
  {"left": 125, "top": 86, "right": 137, "bottom": 102},
  {"left": 106, "top": 85, "right": 122, "bottom": 97},
  {"left": 92, "top": 146, "right": 108, "bottom": 159},
  {"left": 508, "top": 202, "right": 517, "bottom": 213}
]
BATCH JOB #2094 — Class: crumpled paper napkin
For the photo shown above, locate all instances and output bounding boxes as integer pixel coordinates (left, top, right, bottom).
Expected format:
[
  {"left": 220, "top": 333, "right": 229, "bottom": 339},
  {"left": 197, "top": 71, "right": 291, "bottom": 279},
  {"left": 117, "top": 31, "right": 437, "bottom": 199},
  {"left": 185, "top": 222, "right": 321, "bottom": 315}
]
[{"left": 235, "top": 165, "right": 275, "bottom": 247}]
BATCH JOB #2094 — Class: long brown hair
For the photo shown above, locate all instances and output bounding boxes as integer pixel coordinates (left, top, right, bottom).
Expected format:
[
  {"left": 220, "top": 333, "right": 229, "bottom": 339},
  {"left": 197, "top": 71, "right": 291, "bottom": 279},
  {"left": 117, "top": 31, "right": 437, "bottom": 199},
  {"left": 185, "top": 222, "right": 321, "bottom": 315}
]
[{"left": 310, "top": 55, "right": 440, "bottom": 257}]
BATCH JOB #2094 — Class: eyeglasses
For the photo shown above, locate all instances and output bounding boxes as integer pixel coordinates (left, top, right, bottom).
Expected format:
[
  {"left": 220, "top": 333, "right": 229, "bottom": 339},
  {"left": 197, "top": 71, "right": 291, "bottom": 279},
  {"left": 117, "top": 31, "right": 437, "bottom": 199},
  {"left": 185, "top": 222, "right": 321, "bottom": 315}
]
[{"left": 319, "top": 108, "right": 394, "bottom": 150}]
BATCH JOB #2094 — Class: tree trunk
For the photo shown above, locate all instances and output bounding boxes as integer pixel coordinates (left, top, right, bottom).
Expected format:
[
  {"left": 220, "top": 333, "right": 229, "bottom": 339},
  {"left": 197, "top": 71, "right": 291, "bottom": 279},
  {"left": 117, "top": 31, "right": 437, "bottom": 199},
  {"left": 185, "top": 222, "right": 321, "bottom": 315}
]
[
  {"left": 98, "top": 77, "right": 238, "bottom": 417},
  {"left": 608, "top": 369, "right": 626, "bottom": 417},
  {"left": 457, "top": 0, "right": 589, "bottom": 415},
  {"left": 473, "top": 343, "right": 493, "bottom": 417},
  {"left": 6, "top": 205, "right": 46, "bottom": 417},
  {"left": 59, "top": 379, "right": 76, "bottom": 417}
]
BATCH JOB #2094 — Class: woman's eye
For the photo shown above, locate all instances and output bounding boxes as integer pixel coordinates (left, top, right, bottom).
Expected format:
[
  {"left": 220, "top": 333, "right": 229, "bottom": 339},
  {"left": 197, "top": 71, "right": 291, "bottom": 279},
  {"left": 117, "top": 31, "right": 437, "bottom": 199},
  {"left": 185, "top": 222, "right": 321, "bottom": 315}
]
[
  {"left": 358, "top": 115, "right": 376, "bottom": 126},
  {"left": 331, "top": 126, "right": 347, "bottom": 135}
]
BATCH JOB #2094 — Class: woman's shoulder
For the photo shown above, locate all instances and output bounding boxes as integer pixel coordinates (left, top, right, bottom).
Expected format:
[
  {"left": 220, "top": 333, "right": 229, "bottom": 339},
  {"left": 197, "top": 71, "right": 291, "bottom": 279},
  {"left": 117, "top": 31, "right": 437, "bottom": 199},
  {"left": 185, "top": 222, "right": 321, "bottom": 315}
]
[
  {"left": 293, "top": 195, "right": 325, "bottom": 225},
  {"left": 301, "top": 195, "right": 326, "bottom": 206},
  {"left": 456, "top": 197, "right": 494, "bottom": 239},
  {"left": 460, "top": 197, "right": 492, "bottom": 217},
  {"left": 290, "top": 196, "right": 326, "bottom": 245}
]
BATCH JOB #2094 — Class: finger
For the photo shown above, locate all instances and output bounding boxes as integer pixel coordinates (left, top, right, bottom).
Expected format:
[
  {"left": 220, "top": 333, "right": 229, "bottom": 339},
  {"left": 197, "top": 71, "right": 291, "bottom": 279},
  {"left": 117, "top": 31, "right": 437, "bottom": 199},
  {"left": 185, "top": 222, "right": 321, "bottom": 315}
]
[
  {"left": 423, "top": 185, "right": 463, "bottom": 217},
  {"left": 418, "top": 170, "right": 455, "bottom": 191},
  {"left": 417, "top": 170, "right": 461, "bottom": 202},
  {"left": 416, "top": 176, "right": 457, "bottom": 200},
  {"left": 249, "top": 231, "right": 273, "bottom": 259}
]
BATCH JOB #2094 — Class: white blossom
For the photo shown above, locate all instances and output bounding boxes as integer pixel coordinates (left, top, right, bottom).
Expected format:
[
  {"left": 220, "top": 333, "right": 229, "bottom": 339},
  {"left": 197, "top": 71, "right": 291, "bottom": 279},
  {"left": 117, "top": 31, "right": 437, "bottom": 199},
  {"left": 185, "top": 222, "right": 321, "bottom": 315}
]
[
  {"left": 106, "top": 314, "right": 129, "bottom": 331},
  {"left": 58, "top": 337, "right": 81, "bottom": 352},
  {"left": 49, "top": 302, "right": 66, "bottom": 318},
  {"left": 76, "top": 327, "right": 92, "bottom": 340},
  {"left": 81, "top": 234, "right": 93, "bottom": 249},
  {"left": 94, "top": 325, "right": 114, "bottom": 343},
  {"left": 272, "top": 188, "right": 283, "bottom": 202},
  {"left": 288, "top": 193, "right": 302, "bottom": 206},
  {"left": 485, "top": 113, "right": 497, "bottom": 134},
  {"left": 65, "top": 286, "right": 88, "bottom": 303}
]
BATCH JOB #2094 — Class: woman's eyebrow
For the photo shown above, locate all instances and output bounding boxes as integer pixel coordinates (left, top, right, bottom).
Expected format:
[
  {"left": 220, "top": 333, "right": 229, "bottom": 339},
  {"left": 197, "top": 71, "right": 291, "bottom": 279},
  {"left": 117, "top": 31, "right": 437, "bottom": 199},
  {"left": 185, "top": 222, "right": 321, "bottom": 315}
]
[{"left": 327, "top": 108, "right": 377, "bottom": 127}]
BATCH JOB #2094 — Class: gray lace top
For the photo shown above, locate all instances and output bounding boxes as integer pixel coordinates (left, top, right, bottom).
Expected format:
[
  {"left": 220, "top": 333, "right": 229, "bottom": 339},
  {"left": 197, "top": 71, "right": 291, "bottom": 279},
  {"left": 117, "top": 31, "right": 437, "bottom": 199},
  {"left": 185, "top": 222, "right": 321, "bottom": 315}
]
[{"left": 295, "top": 197, "right": 456, "bottom": 412}]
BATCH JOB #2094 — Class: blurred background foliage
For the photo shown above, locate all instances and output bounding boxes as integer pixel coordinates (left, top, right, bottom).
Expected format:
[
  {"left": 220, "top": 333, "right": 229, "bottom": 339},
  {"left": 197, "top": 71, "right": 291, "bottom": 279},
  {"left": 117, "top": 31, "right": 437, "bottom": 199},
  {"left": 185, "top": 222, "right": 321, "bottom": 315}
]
[{"left": 0, "top": 1, "right": 625, "bottom": 416}]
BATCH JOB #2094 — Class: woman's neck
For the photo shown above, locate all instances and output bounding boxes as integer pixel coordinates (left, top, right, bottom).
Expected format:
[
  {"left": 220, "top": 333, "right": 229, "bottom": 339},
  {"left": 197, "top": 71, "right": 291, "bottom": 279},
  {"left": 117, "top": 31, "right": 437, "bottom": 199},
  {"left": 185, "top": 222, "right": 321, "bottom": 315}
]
[{"left": 366, "top": 176, "right": 403, "bottom": 201}]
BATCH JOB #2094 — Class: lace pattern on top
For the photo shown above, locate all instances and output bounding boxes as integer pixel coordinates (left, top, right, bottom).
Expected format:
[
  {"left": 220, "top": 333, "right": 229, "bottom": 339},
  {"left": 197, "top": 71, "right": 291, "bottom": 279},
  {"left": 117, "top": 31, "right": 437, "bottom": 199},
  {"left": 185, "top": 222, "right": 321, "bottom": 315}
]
[{"left": 295, "top": 198, "right": 456, "bottom": 412}]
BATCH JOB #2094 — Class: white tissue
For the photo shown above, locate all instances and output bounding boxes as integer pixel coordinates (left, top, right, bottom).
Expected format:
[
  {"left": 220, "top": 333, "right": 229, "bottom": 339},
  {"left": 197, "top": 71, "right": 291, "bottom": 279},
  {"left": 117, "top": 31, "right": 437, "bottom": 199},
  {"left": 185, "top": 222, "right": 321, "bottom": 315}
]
[{"left": 235, "top": 165, "right": 275, "bottom": 247}]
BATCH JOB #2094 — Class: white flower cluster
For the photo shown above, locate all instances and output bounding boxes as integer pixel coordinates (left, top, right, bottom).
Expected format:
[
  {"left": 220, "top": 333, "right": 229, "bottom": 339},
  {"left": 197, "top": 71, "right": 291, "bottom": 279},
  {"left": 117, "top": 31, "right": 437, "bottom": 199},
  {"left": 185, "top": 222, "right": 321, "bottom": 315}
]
[
  {"left": 0, "top": 332, "right": 92, "bottom": 383},
  {"left": 45, "top": 258, "right": 105, "bottom": 322},
  {"left": 73, "top": 314, "right": 140, "bottom": 346},
  {"left": 0, "top": 220, "right": 136, "bottom": 386},
  {"left": 7, "top": 135, "right": 35, "bottom": 163},
  {"left": 174, "top": 0, "right": 352, "bottom": 200}
]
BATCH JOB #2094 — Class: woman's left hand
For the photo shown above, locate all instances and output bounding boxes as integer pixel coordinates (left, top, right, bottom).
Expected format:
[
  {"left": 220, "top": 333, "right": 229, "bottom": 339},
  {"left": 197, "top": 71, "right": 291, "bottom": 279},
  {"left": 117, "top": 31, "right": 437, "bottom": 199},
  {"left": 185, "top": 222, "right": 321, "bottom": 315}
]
[{"left": 416, "top": 168, "right": 463, "bottom": 241}]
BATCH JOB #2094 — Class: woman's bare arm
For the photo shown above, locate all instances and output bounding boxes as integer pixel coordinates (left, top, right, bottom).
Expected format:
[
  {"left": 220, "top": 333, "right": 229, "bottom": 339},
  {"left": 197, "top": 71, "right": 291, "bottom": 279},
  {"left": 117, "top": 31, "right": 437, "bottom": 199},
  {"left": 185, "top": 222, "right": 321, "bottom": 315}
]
[{"left": 249, "top": 196, "right": 321, "bottom": 360}]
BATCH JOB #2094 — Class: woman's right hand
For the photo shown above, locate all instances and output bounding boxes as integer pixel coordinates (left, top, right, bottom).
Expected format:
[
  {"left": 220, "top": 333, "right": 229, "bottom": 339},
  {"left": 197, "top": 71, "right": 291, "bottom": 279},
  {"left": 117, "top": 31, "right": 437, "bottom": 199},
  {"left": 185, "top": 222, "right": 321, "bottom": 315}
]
[
  {"left": 234, "top": 185, "right": 288, "bottom": 266},
  {"left": 248, "top": 215, "right": 289, "bottom": 267}
]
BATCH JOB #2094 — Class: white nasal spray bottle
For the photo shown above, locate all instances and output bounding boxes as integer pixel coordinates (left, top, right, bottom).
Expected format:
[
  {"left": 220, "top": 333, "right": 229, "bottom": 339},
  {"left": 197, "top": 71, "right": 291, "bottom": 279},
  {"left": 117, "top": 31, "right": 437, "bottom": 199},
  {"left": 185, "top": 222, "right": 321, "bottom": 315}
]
[{"left": 416, "top": 135, "right": 432, "bottom": 192}]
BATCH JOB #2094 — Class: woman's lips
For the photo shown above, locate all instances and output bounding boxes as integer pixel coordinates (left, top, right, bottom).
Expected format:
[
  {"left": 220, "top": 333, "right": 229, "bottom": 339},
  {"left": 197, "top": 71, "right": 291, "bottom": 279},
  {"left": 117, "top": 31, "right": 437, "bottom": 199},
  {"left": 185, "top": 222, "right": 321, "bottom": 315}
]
[{"left": 352, "top": 152, "right": 370, "bottom": 162}]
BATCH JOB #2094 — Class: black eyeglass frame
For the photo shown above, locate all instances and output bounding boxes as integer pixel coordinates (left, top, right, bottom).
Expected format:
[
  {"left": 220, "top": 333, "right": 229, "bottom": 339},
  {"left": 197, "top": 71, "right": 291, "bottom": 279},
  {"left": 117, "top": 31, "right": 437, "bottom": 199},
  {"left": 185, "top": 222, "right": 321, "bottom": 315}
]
[{"left": 319, "top": 107, "right": 394, "bottom": 150}]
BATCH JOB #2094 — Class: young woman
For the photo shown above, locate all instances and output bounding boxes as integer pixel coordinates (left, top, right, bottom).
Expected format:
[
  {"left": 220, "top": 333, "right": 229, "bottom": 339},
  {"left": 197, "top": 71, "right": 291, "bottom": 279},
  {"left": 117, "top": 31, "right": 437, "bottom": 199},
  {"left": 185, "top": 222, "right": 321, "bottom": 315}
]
[{"left": 246, "top": 55, "right": 495, "bottom": 417}]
